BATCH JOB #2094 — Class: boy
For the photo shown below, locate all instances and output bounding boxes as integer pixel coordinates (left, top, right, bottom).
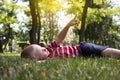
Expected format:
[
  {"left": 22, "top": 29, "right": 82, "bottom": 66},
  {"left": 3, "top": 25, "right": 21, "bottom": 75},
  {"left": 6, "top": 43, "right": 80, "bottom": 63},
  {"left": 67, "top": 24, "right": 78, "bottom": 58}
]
[{"left": 21, "top": 17, "right": 120, "bottom": 61}]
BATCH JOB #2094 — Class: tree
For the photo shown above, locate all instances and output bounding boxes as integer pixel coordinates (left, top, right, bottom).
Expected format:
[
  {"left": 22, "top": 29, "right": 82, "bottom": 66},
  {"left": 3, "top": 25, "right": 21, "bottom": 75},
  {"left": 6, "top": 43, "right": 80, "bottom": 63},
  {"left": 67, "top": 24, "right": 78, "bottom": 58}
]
[
  {"left": 79, "top": 0, "right": 91, "bottom": 42},
  {"left": 28, "top": 0, "right": 62, "bottom": 44},
  {"left": 0, "top": 0, "right": 18, "bottom": 52}
]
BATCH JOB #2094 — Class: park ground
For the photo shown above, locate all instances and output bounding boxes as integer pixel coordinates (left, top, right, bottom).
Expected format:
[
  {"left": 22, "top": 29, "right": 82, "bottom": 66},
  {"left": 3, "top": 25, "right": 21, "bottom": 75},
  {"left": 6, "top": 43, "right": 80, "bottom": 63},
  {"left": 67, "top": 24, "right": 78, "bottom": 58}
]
[{"left": 0, "top": 53, "right": 120, "bottom": 80}]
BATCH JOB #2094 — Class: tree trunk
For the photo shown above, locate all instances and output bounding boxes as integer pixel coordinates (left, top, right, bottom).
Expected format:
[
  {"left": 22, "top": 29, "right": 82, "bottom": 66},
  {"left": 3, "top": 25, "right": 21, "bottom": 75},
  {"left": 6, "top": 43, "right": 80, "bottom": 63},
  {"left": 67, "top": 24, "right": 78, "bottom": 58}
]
[
  {"left": 37, "top": 13, "right": 41, "bottom": 44},
  {"left": 29, "top": 0, "right": 37, "bottom": 44},
  {"left": 36, "top": 0, "right": 41, "bottom": 44},
  {"left": 0, "top": 40, "right": 3, "bottom": 53},
  {"left": 29, "top": 0, "right": 42, "bottom": 44},
  {"left": 79, "top": 0, "right": 92, "bottom": 42}
]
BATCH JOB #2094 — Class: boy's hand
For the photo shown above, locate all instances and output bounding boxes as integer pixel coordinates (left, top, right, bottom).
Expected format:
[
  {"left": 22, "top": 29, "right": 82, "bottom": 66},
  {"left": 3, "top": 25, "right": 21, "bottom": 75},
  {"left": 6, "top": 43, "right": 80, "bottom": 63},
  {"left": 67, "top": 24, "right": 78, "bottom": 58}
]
[
  {"left": 55, "top": 15, "right": 78, "bottom": 45},
  {"left": 67, "top": 16, "right": 78, "bottom": 27}
]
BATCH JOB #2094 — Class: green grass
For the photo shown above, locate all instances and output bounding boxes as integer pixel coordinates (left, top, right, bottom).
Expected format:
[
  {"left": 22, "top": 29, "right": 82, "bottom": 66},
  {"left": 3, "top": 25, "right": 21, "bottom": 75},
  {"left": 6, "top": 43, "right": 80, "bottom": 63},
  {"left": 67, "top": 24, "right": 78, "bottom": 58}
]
[{"left": 0, "top": 53, "right": 120, "bottom": 80}]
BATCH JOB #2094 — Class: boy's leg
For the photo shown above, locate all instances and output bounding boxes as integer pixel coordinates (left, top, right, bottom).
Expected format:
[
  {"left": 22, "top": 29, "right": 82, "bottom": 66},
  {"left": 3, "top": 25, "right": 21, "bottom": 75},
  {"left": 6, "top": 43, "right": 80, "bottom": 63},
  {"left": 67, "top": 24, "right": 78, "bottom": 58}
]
[{"left": 101, "top": 48, "right": 120, "bottom": 59}]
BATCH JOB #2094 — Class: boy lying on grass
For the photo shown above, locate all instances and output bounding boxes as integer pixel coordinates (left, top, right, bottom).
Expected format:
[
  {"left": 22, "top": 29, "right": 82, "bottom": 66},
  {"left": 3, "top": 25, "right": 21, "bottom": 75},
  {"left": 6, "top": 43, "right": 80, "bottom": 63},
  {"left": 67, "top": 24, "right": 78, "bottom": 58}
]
[{"left": 21, "top": 16, "right": 120, "bottom": 61}]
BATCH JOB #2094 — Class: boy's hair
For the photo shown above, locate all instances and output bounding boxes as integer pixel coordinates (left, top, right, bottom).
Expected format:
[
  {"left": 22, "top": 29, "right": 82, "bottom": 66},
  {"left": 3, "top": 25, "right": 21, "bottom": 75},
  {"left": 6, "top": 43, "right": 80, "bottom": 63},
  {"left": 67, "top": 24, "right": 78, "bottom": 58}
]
[{"left": 21, "top": 45, "right": 35, "bottom": 59}]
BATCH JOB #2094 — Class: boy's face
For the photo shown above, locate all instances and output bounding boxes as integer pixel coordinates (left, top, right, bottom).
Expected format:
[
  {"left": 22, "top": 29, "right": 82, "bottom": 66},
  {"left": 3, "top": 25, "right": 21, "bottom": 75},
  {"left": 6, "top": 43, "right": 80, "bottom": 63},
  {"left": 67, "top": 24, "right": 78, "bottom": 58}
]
[{"left": 32, "top": 45, "right": 50, "bottom": 60}]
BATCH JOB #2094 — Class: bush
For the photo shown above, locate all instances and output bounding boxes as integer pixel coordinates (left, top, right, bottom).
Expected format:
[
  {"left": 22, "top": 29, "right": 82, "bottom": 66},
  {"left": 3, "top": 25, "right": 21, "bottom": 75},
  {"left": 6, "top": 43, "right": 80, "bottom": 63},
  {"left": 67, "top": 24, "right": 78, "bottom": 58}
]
[{"left": 17, "top": 41, "right": 30, "bottom": 49}]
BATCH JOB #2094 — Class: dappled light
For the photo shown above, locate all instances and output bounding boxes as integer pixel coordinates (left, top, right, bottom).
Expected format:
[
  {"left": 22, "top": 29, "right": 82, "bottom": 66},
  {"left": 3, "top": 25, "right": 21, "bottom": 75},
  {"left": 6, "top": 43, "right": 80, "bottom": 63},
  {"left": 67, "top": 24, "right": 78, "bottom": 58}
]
[
  {"left": 0, "top": 0, "right": 120, "bottom": 52},
  {"left": 0, "top": 0, "right": 120, "bottom": 79}
]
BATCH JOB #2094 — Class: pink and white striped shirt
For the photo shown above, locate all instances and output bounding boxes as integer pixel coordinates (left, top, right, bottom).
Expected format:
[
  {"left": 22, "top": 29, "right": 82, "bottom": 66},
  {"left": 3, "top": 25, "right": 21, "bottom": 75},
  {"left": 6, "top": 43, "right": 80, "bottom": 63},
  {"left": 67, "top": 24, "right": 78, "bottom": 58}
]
[{"left": 46, "top": 41, "right": 81, "bottom": 58}]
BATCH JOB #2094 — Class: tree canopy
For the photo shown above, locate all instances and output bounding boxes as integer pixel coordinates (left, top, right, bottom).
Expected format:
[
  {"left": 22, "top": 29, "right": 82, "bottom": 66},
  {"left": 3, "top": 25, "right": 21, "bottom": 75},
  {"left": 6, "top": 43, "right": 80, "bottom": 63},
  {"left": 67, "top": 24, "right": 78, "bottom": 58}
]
[{"left": 0, "top": 0, "right": 120, "bottom": 52}]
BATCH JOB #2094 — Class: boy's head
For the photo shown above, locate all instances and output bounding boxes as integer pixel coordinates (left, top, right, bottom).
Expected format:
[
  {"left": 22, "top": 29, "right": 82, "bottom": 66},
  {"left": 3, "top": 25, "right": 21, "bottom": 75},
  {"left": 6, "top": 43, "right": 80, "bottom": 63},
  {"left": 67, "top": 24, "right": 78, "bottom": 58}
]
[{"left": 21, "top": 44, "right": 50, "bottom": 60}]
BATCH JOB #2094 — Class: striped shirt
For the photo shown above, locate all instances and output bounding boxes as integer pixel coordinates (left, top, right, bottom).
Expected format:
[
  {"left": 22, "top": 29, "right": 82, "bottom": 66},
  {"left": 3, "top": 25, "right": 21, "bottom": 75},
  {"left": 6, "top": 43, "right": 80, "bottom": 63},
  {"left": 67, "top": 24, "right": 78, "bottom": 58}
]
[{"left": 46, "top": 41, "right": 81, "bottom": 58}]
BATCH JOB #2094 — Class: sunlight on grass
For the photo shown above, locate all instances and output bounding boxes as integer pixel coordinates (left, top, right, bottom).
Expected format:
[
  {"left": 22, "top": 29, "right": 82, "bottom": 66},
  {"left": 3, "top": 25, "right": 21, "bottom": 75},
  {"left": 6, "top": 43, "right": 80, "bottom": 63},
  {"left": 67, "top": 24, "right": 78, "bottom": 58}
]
[
  {"left": 0, "top": 53, "right": 120, "bottom": 80},
  {"left": 0, "top": 52, "right": 20, "bottom": 56}
]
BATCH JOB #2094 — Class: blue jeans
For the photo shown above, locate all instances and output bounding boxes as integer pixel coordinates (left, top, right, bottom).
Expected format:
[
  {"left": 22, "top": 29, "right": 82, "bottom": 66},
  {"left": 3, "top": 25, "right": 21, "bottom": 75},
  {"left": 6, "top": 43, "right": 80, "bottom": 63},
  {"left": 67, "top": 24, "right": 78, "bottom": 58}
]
[{"left": 79, "top": 42, "right": 107, "bottom": 57}]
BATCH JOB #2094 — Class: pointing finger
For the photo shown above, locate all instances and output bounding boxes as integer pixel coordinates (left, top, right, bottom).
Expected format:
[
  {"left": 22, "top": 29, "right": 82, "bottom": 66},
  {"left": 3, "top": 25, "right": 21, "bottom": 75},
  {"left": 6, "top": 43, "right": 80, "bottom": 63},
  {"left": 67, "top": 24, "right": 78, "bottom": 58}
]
[{"left": 74, "top": 15, "right": 77, "bottom": 19}]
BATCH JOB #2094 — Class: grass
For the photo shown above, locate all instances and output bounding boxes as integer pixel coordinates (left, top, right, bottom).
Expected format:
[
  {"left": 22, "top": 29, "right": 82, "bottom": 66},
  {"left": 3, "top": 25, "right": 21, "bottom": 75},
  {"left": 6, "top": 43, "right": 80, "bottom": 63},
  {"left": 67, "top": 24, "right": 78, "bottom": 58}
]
[{"left": 0, "top": 53, "right": 120, "bottom": 80}]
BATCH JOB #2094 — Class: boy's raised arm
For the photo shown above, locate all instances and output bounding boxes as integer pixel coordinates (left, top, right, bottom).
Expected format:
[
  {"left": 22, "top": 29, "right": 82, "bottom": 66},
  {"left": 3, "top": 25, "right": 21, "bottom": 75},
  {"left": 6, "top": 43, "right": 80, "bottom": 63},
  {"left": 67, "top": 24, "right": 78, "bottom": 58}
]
[{"left": 55, "top": 16, "right": 78, "bottom": 45}]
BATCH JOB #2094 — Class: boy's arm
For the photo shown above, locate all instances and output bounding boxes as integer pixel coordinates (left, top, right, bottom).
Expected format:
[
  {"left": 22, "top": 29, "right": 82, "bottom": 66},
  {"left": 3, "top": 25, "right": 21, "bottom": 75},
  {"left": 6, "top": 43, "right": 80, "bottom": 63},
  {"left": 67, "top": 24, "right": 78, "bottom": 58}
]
[{"left": 55, "top": 17, "right": 78, "bottom": 45}]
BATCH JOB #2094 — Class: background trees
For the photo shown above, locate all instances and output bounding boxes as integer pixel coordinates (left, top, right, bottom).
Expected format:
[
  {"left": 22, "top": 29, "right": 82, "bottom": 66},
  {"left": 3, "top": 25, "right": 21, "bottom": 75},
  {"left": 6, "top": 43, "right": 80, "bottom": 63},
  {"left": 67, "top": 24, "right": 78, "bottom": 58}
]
[
  {"left": 0, "top": 0, "right": 18, "bottom": 52},
  {"left": 0, "top": 0, "right": 120, "bottom": 52},
  {"left": 67, "top": 0, "right": 120, "bottom": 48},
  {"left": 28, "top": 0, "right": 62, "bottom": 44}
]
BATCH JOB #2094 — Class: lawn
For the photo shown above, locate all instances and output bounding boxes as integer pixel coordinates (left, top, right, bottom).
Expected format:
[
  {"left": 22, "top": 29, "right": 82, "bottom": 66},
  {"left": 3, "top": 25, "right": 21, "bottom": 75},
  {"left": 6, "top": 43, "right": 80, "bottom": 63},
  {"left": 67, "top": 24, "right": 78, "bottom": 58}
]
[{"left": 0, "top": 53, "right": 120, "bottom": 80}]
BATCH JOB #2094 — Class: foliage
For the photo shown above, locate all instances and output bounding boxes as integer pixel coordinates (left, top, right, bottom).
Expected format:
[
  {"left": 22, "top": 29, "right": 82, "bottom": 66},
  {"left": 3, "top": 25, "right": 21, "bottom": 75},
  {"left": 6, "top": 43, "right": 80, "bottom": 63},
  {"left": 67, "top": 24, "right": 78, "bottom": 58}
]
[
  {"left": 0, "top": 0, "right": 19, "bottom": 51},
  {"left": 0, "top": 53, "right": 120, "bottom": 80},
  {"left": 66, "top": 0, "right": 120, "bottom": 48},
  {"left": 25, "top": 0, "right": 64, "bottom": 44},
  {"left": 0, "top": 0, "right": 120, "bottom": 51},
  {"left": 37, "top": 0, "right": 63, "bottom": 43},
  {"left": 83, "top": 3, "right": 120, "bottom": 48}
]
